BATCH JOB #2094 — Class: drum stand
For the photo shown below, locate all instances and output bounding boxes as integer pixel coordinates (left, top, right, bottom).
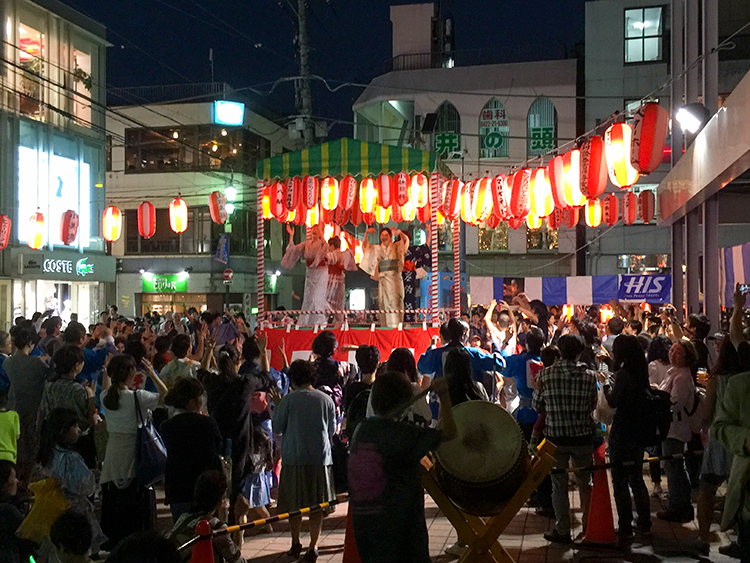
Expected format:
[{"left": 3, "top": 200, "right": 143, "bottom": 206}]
[{"left": 421, "top": 439, "right": 557, "bottom": 563}]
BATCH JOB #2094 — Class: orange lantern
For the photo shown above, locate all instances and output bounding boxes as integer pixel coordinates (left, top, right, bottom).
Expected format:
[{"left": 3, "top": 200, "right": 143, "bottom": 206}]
[
  {"left": 285, "top": 176, "right": 302, "bottom": 213},
  {"left": 138, "top": 201, "right": 156, "bottom": 238},
  {"left": 605, "top": 123, "right": 640, "bottom": 188},
  {"left": 261, "top": 186, "right": 272, "bottom": 220},
  {"left": 603, "top": 193, "right": 619, "bottom": 227},
  {"left": 472, "top": 177, "right": 494, "bottom": 222},
  {"left": 580, "top": 136, "right": 608, "bottom": 200},
  {"left": 401, "top": 199, "right": 417, "bottom": 222},
  {"left": 639, "top": 190, "right": 655, "bottom": 224},
  {"left": 584, "top": 198, "right": 602, "bottom": 228},
  {"left": 302, "top": 176, "right": 319, "bottom": 210},
  {"left": 600, "top": 304, "right": 615, "bottom": 323},
  {"left": 526, "top": 214, "right": 542, "bottom": 230},
  {"left": 170, "top": 197, "right": 189, "bottom": 233},
  {"left": 547, "top": 208, "right": 562, "bottom": 230},
  {"left": 283, "top": 209, "right": 296, "bottom": 223},
  {"left": 410, "top": 173, "right": 428, "bottom": 208},
  {"left": 323, "top": 223, "right": 336, "bottom": 241},
  {"left": 562, "top": 206, "right": 580, "bottom": 228},
  {"left": 622, "top": 191, "right": 637, "bottom": 225},
  {"left": 394, "top": 172, "right": 410, "bottom": 206},
  {"left": 562, "top": 304, "right": 575, "bottom": 321},
  {"left": 529, "top": 167, "right": 554, "bottom": 217},
  {"left": 548, "top": 155, "right": 568, "bottom": 210},
  {"left": 563, "top": 149, "right": 586, "bottom": 207},
  {"left": 102, "top": 205, "right": 122, "bottom": 242},
  {"left": 375, "top": 204, "right": 390, "bottom": 224},
  {"left": 60, "top": 210, "right": 79, "bottom": 245},
  {"left": 27, "top": 212, "right": 44, "bottom": 250},
  {"left": 359, "top": 178, "right": 377, "bottom": 214},
  {"left": 437, "top": 209, "right": 446, "bottom": 226},
  {"left": 320, "top": 176, "right": 339, "bottom": 211},
  {"left": 442, "top": 179, "right": 462, "bottom": 220},
  {"left": 354, "top": 239, "right": 364, "bottom": 264},
  {"left": 485, "top": 213, "right": 500, "bottom": 229},
  {"left": 209, "top": 191, "right": 228, "bottom": 224},
  {"left": 305, "top": 204, "right": 320, "bottom": 228},
  {"left": 631, "top": 102, "right": 669, "bottom": 174},
  {"left": 339, "top": 175, "right": 357, "bottom": 210},
  {"left": 491, "top": 175, "right": 510, "bottom": 220},
  {"left": 509, "top": 169, "right": 532, "bottom": 219},
  {"left": 0, "top": 215, "right": 11, "bottom": 251}
]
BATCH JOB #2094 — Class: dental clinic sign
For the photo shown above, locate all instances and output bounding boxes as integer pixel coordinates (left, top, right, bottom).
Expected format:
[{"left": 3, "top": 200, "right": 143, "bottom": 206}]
[{"left": 618, "top": 274, "right": 671, "bottom": 302}]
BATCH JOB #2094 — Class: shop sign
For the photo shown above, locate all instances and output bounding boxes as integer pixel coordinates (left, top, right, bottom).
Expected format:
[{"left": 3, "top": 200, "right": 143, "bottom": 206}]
[
  {"left": 529, "top": 127, "right": 555, "bottom": 152},
  {"left": 142, "top": 274, "right": 188, "bottom": 293},
  {"left": 41, "top": 257, "right": 94, "bottom": 276},
  {"left": 617, "top": 274, "right": 671, "bottom": 302},
  {"left": 434, "top": 132, "right": 460, "bottom": 158}
]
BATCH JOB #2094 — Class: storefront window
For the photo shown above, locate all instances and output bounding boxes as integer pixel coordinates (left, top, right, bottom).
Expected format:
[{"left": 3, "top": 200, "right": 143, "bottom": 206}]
[
  {"left": 72, "top": 48, "right": 92, "bottom": 126},
  {"left": 478, "top": 220, "right": 509, "bottom": 251},
  {"left": 527, "top": 97, "right": 557, "bottom": 158},
  {"left": 18, "top": 22, "right": 45, "bottom": 120},
  {"left": 479, "top": 98, "right": 509, "bottom": 159},
  {"left": 527, "top": 222, "right": 558, "bottom": 251}
]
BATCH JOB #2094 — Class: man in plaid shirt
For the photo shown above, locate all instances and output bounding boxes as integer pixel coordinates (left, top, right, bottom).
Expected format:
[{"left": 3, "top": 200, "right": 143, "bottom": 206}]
[{"left": 533, "top": 334, "right": 598, "bottom": 543}]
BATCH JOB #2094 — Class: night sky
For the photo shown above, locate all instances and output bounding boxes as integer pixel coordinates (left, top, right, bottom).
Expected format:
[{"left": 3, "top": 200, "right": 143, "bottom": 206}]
[{"left": 67, "top": 0, "right": 586, "bottom": 136}]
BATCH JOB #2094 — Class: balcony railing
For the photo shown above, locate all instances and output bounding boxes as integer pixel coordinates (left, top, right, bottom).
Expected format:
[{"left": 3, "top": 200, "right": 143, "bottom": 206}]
[{"left": 108, "top": 82, "right": 231, "bottom": 105}]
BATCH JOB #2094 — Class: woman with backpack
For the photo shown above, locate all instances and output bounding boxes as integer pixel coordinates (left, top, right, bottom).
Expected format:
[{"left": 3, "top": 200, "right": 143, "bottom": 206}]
[{"left": 602, "top": 334, "right": 652, "bottom": 540}]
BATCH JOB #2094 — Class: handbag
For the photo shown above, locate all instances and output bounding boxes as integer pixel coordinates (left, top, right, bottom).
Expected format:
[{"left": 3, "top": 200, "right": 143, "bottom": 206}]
[{"left": 134, "top": 391, "right": 168, "bottom": 487}]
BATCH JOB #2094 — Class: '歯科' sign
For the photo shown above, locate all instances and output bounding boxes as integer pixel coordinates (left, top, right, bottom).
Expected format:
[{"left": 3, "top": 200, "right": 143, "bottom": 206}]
[{"left": 617, "top": 274, "right": 671, "bottom": 302}]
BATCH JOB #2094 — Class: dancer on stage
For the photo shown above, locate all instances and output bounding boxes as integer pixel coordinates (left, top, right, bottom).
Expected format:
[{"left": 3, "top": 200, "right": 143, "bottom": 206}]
[
  {"left": 360, "top": 227, "right": 410, "bottom": 326},
  {"left": 281, "top": 224, "right": 329, "bottom": 326},
  {"left": 321, "top": 236, "right": 357, "bottom": 325}
]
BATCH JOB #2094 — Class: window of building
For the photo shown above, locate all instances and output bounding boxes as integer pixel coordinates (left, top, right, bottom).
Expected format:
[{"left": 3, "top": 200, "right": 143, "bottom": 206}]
[
  {"left": 18, "top": 22, "right": 45, "bottom": 120},
  {"left": 479, "top": 99, "right": 509, "bottom": 159},
  {"left": 478, "top": 220, "right": 509, "bottom": 251},
  {"left": 72, "top": 48, "right": 92, "bottom": 126},
  {"left": 527, "top": 97, "right": 557, "bottom": 158},
  {"left": 527, "top": 222, "right": 558, "bottom": 251},
  {"left": 433, "top": 101, "right": 461, "bottom": 159},
  {"left": 625, "top": 7, "right": 665, "bottom": 63}
]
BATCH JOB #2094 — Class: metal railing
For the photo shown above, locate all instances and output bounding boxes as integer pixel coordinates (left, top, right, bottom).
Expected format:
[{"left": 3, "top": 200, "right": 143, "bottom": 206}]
[{"left": 108, "top": 82, "right": 231, "bottom": 105}]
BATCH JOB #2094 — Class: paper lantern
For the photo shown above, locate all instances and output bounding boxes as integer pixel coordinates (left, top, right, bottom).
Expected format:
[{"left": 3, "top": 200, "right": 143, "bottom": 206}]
[
  {"left": 376, "top": 173, "right": 393, "bottom": 209},
  {"left": 209, "top": 191, "right": 228, "bottom": 224},
  {"left": 509, "top": 168, "right": 532, "bottom": 219},
  {"left": 442, "top": 179, "right": 462, "bottom": 220},
  {"left": 605, "top": 123, "right": 640, "bottom": 188},
  {"left": 60, "top": 210, "right": 79, "bottom": 245},
  {"left": 401, "top": 198, "right": 417, "bottom": 222},
  {"left": 292, "top": 208, "right": 305, "bottom": 225},
  {"left": 602, "top": 193, "right": 619, "bottom": 227},
  {"left": 639, "top": 190, "right": 655, "bottom": 224},
  {"left": 359, "top": 178, "right": 377, "bottom": 214},
  {"left": 472, "top": 178, "right": 494, "bottom": 222},
  {"left": 284, "top": 209, "right": 297, "bottom": 224},
  {"left": 547, "top": 208, "right": 562, "bottom": 230},
  {"left": 169, "top": 197, "right": 189, "bottom": 233},
  {"left": 622, "top": 191, "right": 637, "bottom": 225},
  {"left": 508, "top": 217, "right": 525, "bottom": 229},
  {"left": 375, "top": 204, "right": 390, "bottom": 224},
  {"left": 320, "top": 207, "right": 334, "bottom": 224},
  {"left": 529, "top": 167, "right": 554, "bottom": 218},
  {"left": 584, "top": 199, "right": 602, "bottom": 228},
  {"left": 0, "top": 215, "right": 11, "bottom": 251},
  {"left": 562, "top": 206, "right": 579, "bottom": 228},
  {"left": 548, "top": 155, "right": 569, "bottom": 210},
  {"left": 302, "top": 176, "right": 319, "bottom": 210},
  {"left": 391, "top": 201, "right": 403, "bottom": 223},
  {"left": 260, "top": 186, "right": 272, "bottom": 220},
  {"left": 417, "top": 202, "right": 431, "bottom": 224},
  {"left": 320, "top": 176, "right": 339, "bottom": 211},
  {"left": 354, "top": 239, "right": 364, "bottom": 264},
  {"left": 631, "top": 102, "right": 669, "bottom": 174},
  {"left": 410, "top": 173, "right": 428, "bottom": 208},
  {"left": 394, "top": 172, "right": 410, "bottom": 206},
  {"left": 562, "top": 150, "right": 586, "bottom": 207},
  {"left": 305, "top": 204, "right": 320, "bottom": 228},
  {"left": 491, "top": 175, "right": 510, "bottom": 220},
  {"left": 600, "top": 304, "right": 615, "bottom": 323},
  {"left": 580, "top": 136, "right": 607, "bottom": 199},
  {"left": 27, "top": 212, "right": 44, "bottom": 250},
  {"left": 102, "top": 205, "right": 122, "bottom": 242},
  {"left": 485, "top": 213, "right": 500, "bottom": 229},
  {"left": 284, "top": 176, "right": 302, "bottom": 213},
  {"left": 526, "top": 214, "right": 542, "bottom": 230},
  {"left": 350, "top": 195, "right": 363, "bottom": 226},
  {"left": 437, "top": 209, "right": 446, "bottom": 226},
  {"left": 339, "top": 175, "right": 357, "bottom": 210},
  {"left": 461, "top": 181, "right": 477, "bottom": 224},
  {"left": 335, "top": 206, "right": 350, "bottom": 226},
  {"left": 323, "top": 223, "right": 336, "bottom": 241},
  {"left": 137, "top": 201, "right": 156, "bottom": 239},
  {"left": 363, "top": 212, "right": 375, "bottom": 226}
]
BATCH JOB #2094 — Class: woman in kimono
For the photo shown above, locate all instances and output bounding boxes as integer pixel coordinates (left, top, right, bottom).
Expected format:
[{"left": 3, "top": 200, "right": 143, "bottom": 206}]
[
  {"left": 322, "top": 237, "right": 357, "bottom": 326},
  {"left": 360, "top": 227, "right": 409, "bottom": 326},
  {"left": 282, "top": 224, "right": 329, "bottom": 326}
]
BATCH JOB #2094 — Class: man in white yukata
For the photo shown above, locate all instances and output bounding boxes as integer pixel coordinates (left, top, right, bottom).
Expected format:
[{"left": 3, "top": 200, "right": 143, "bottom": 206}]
[
  {"left": 319, "top": 236, "right": 357, "bottom": 326},
  {"left": 359, "top": 227, "right": 410, "bottom": 326},
  {"left": 281, "top": 224, "right": 330, "bottom": 326}
]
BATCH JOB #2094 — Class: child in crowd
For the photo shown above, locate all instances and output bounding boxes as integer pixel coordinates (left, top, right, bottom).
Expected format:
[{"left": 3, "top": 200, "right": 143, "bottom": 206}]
[
  {"left": 348, "top": 372, "right": 457, "bottom": 563},
  {"left": 0, "top": 389, "right": 20, "bottom": 462},
  {"left": 49, "top": 510, "right": 93, "bottom": 563}
]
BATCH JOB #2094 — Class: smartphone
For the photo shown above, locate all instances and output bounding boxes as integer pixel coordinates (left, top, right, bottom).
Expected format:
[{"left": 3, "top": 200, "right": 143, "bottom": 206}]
[{"left": 740, "top": 284, "right": 750, "bottom": 295}]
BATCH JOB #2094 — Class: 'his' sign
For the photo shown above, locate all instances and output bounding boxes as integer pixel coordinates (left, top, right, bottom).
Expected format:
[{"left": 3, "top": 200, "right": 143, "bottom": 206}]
[{"left": 617, "top": 274, "right": 671, "bottom": 302}]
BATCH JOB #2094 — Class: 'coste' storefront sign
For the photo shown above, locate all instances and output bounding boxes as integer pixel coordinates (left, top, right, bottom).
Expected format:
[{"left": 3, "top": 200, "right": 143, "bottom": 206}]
[
  {"left": 42, "top": 257, "right": 94, "bottom": 276},
  {"left": 142, "top": 274, "right": 188, "bottom": 293}
]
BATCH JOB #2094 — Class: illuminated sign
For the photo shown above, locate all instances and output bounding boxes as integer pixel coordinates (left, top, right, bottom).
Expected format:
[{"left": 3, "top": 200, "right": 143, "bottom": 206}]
[
  {"left": 142, "top": 273, "right": 189, "bottom": 293},
  {"left": 41, "top": 257, "right": 94, "bottom": 276},
  {"left": 212, "top": 101, "right": 245, "bottom": 126}
]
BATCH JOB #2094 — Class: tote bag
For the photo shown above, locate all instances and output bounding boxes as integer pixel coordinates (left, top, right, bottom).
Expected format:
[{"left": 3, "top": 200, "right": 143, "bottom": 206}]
[{"left": 134, "top": 391, "right": 168, "bottom": 487}]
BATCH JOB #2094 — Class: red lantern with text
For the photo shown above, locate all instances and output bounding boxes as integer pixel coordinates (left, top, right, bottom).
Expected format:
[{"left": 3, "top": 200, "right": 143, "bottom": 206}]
[
  {"left": 28, "top": 213, "right": 44, "bottom": 250},
  {"left": 491, "top": 175, "right": 510, "bottom": 220},
  {"left": 442, "top": 179, "right": 462, "bottom": 220},
  {"left": 605, "top": 123, "right": 640, "bottom": 188},
  {"left": 391, "top": 201, "right": 403, "bottom": 223},
  {"left": 401, "top": 198, "right": 417, "bottom": 222},
  {"left": 580, "top": 136, "right": 607, "bottom": 199},
  {"left": 417, "top": 201, "right": 431, "bottom": 224},
  {"left": 376, "top": 173, "right": 393, "bottom": 209},
  {"left": 529, "top": 167, "right": 554, "bottom": 217},
  {"left": 285, "top": 176, "right": 302, "bottom": 214},
  {"left": 335, "top": 206, "right": 349, "bottom": 226},
  {"left": 639, "top": 190, "right": 655, "bottom": 224},
  {"left": 631, "top": 102, "right": 669, "bottom": 174},
  {"left": 320, "top": 176, "right": 339, "bottom": 211},
  {"left": 548, "top": 155, "right": 569, "bottom": 209},
  {"left": 472, "top": 178, "right": 494, "bottom": 222},
  {"left": 261, "top": 186, "right": 272, "bottom": 220},
  {"left": 485, "top": 213, "right": 500, "bottom": 229},
  {"left": 170, "top": 197, "right": 189, "bottom": 233},
  {"left": 138, "top": 201, "right": 156, "bottom": 238},
  {"left": 622, "top": 191, "right": 637, "bottom": 225},
  {"left": 359, "top": 178, "right": 377, "bottom": 214},
  {"left": 410, "top": 173, "right": 428, "bottom": 208},
  {"left": 302, "top": 176, "right": 319, "bottom": 210},
  {"left": 526, "top": 214, "right": 542, "bottom": 231},
  {"left": 510, "top": 168, "right": 532, "bottom": 219},
  {"left": 339, "top": 175, "right": 357, "bottom": 210},
  {"left": 0, "top": 215, "right": 10, "bottom": 251},
  {"left": 209, "top": 191, "right": 229, "bottom": 224},
  {"left": 603, "top": 193, "right": 619, "bottom": 227},
  {"left": 562, "top": 206, "right": 580, "bottom": 228},
  {"left": 363, "top": 212, "right": 375, "bottom": 226},
  {"left": 394, "top": 172, "right": 410, "bottom": 206},
  {"left": 102, "top": 205, "right": 122, "bottom": 242},
  {"left": 461, "top": 181, "right": 477, "bottom": 224},
  {"left": 350, "top": 195, "right": 363, "bottom": 226},
  {"left": 306, "top": 204, "right": 320, "bottom": 228},
  {"left": 584, "top": 199, "right": 602, "bottom": 228},
  {"left": 547, "top": 208, "right": 562, "bottom": 230},
  {"left": 508, "top": 217, "right": 525, "bottom": 229},
  {"left": 320, "top": 207, "right": 334, "bottom": 224},
  {"left": 563, "top": 150, "right": 586, "bottom": 207},
  {"left": 60, "top": 210, "right": 79, "bottom": 245},
  {"left": 284, "top": 209, "right": 297, "bottom": 224},
  {"left": 375, "top": 204, "right": 390, "bottom": 224},
  {"left": 292, "top": 208, "right": 305, "bottom": 225}
]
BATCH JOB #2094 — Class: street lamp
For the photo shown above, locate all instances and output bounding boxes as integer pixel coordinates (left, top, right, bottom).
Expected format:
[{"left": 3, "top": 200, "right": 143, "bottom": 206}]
[
  {"left": 675, "top": 103, "right": 710, "bottom": 134},
  {"left": 225, "top": 185, "right": 237, "bottom": 202}
]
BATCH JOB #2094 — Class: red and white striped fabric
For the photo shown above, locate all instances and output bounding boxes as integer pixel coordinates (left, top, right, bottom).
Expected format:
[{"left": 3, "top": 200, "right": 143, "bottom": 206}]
[
  {"left": 639, "top": 190, "right": 655, "bottom": 224},
  {"left": 622, "top": 191, "right": 637, "bottom": 225}
]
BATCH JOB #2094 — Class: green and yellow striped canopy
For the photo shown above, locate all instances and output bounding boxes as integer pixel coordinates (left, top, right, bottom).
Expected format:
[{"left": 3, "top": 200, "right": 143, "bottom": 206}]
[{"left": 256, "top": 138, "right": 449, "bottom": 180}]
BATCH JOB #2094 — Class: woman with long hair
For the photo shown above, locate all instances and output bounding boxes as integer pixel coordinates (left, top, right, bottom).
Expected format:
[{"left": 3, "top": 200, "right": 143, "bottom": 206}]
[
  {"left": 99, "top": 354, "right": 167, "bottom": 549},
  {"left": 646, "top": 334, "right": 673, "bottom": 497},
  {"left": 443, "top": 348, "right": 488, "bottom": 407},
  {"left": 603, "top": 334, "right": 652, "bottom": 540},
  {"left": 386, "top": 347, "right": 433, "bottom": 427}
]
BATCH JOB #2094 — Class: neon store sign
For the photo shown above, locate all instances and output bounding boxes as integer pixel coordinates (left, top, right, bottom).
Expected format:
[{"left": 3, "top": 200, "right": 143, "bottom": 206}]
[{"left": 42, "top": 257, "right": 94, "bottom": 276}]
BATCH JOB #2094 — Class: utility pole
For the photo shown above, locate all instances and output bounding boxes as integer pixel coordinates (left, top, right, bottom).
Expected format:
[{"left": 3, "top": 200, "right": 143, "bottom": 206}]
[{"left": 295, "top": 0, "right": 315, "bottom": 147}]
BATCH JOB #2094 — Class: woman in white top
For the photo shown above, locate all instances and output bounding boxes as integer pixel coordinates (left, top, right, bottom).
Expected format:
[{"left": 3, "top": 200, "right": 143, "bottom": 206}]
[
  {"left": 647, "top": 335, "right": 672, "bottom": 387},
  {"left": 99, "top": 354, "right": 167, "bottom": 549}
]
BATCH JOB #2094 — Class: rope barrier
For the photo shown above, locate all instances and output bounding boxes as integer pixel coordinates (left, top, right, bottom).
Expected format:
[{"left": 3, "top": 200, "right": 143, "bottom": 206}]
[
  {"left": 549, "top": 448, "right": 704, "bottom": 475},
  {"left": 177, "top": 494, "right": 349, "bottom": 553}
]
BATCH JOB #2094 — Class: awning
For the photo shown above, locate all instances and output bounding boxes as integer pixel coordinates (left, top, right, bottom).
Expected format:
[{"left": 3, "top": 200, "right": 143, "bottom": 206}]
[{"left": 256, "top": 137, "right": 451, "bottom": 180}]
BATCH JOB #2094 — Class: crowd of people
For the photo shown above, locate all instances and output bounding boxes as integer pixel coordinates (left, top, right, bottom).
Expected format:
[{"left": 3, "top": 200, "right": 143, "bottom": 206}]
[{"left": 0, "top": 282, "right": 749, "bottom": 562}]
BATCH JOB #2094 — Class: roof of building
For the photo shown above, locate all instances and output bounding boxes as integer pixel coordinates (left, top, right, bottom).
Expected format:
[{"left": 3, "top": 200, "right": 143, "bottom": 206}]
[{"left": 30, "top": 0, "right": 106, "bottom": 40}]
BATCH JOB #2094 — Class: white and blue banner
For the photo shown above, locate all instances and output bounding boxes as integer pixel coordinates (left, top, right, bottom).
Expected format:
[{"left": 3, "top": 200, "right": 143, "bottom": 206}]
[
  {"left": 617, "top": 274, "right": 671, "bottom": 302},
  {"left": 721, "top": 241, "right": 750, "bottom": 306}
]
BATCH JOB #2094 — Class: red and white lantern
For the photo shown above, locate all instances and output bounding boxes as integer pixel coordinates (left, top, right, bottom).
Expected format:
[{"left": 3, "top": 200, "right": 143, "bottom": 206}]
[
  {"left": 508, "top": 217, "right": 525, "bottom": 230},
  {"left": 509, "top": 168, "right": 532, "bottom": 219},
  {"left": 363, "top": 212, "right": 375, "bottom": 226},
  {"left": 394, "top": 172, "right": 410, "bottom": 206},
  {"left": 60, "top": 210, "right": 79, "bottom": 245},
  {"left": 622, "top": 191, "right": 637, "bottom": 225},
  {"left": 580, "top": 136, "right": 608, "bottom": 199},
  {"left": 376, "top": 173, "right": 393, "bottom": 209},
  {"left": 584, "top": 199, "right": 602, "bottom": 228},
  {"left": 320, "top": 207, "right": 334, "bottom": 224},
  {"left": 410, "top": 173, "right": 428, "bottom": 208},
  {"left": 631, "top": 102, "right": 669, "bottom": 174},
  {"left": 547, "top": 208, "right": 562, "bottom": 230},
  {"left": 548, "top": 155, "right": 569, "bottom": 210},
  {"left": 472, "top": 177, "right": 494, "bottom": 222},
  {"left": 491, "top": 175, "right": 510, "bottom": 220},
  {"left": 605, "top": 123, "right": 640, "bottom": 188},
  {"left": 562, "top": 206, "right": 580, "bottom": 228},
  {"left": 339, "top": 175, "right": 357, "bottom": 210},
  {"left": 417, "top": 201, "right": 431, "bottom": 224},
  {"left": 320, "top": 176, "right": 339, "bottom": 211},
  {"left": 302, "top": 176, "right": 319, "bottom": 210},
  {"left": 375, "top": 204, "right": 390, "bottom": 224},
  {"left": 285, "top": 176, "right": 302, "bottom": 213},
  {"left": 391, "top": 202, "right": 403, "bottom": 223},
  {"left": 562, "top": 150, "right": 586, "bottom": 207},
  {"left": 603, "top": 193, "right": 619, "bottom": 227},
  {"left": 639, "top": 190, "right": 655, "bottom": 224},
  {"left": 138, "top": 201, "right": 156, "bottom": 238},
  {"left": 442, "top": 179, "right": 462, "bottom": 220},
  {"left": 335, "top": 206, "right": 350, "bottom": 226},
  {"left": 401, "top": 198, "right": 417, "bottom": 222},
  {"left": 526, "top": 214, "right": 543, "bottom": 231},
  {"left": 102, "top": 205, "right": 122, "bottom": 242},
  {"left": 485, "top": 213, "right": 501, "bottom": 229},
  {"left": 261, "top": 186, "right": 272, "bottom": 220},
  {"left": 209, "top": 191, "right": 229, "bottom": 224},
  {"left": 350, "top": 195, "right": 363, "bottom": 226},
  {"left": 170, "top": 197, "right": 189, "bottom": 233},
  {"left": 529, "top": 167, "right": 554, "bottom": 218},
  {"left": 0, "top": 215, "right": 10, "bottom": 251},
  {"left": 28, "top": 212, "right": 44, "bottom": 250},
  {"left": 359, "top": 178, "right": 377, "bottom": 214},
  {"left": 461, "top": 181, "right": 477, "bottom": 224},
  {"left": 305, "top": 204, "right": 320, "bottom": 228}
]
